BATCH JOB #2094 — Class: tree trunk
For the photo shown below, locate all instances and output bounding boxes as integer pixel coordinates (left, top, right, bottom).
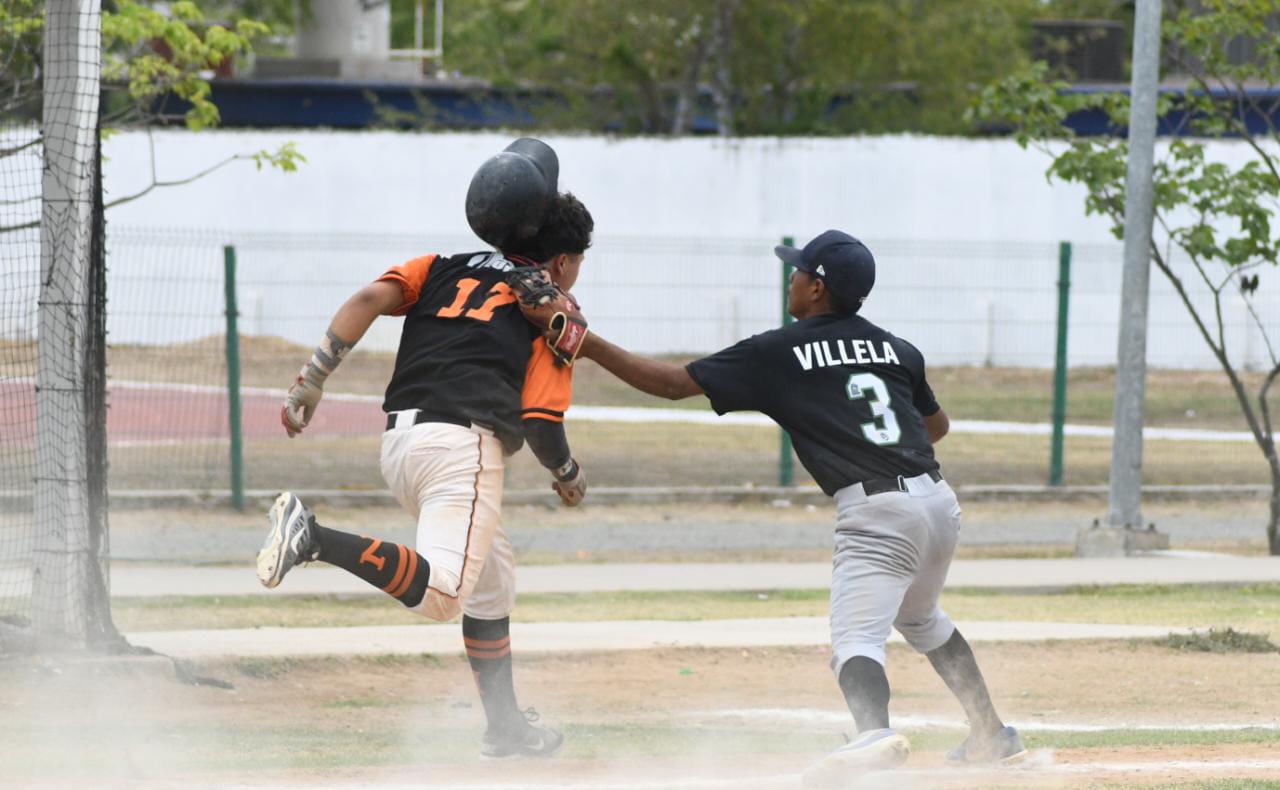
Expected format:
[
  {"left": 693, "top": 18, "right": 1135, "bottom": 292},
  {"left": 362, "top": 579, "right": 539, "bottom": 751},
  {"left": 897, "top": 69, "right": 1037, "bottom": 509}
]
[
  {"left": 1270, "top": 469, "right": 1280, "bottom": 556},
  {"left": 1149, "top": 247, "right": 1280, "bottom": 555},
  {"left": 671, "top": 24, "right": 710, "bottom": 135},
  {"left": 709, "top": 0, "right": 737, "bottom": 136}
]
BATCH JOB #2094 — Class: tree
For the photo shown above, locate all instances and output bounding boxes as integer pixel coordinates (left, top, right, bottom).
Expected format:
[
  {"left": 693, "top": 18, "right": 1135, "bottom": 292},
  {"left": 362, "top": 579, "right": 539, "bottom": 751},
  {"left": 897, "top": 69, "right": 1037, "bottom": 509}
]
[
  {"left": 971, "top": 0, "right": 1280, "bottom": 555},
  {"left": 0, "top": 0, "right": 303, "bottom": 234},
  {"left": 382, "top": 0, "right": 1129, "bottom": 136}
]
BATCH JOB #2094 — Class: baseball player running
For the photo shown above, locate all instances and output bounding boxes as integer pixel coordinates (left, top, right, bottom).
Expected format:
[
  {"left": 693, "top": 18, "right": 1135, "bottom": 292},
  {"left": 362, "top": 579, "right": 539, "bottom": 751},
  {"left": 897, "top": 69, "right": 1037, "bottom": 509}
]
[
  {"left": 519, "top": 230, "right": 1024, "bottom": 785},
  {"left": 255, "top": 139, "right": 593, "bottom": 759}
]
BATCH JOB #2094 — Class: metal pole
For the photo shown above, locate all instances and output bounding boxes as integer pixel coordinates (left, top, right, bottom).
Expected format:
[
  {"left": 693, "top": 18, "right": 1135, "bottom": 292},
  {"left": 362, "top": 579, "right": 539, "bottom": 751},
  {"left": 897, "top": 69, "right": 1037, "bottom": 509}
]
[
  {"left": 1049, "top": 242, "right": 1072, "bottom": 486},
  {"left": 1108, "top": 0, "right": 1162, "bottom": 528},
  {"left": 414, "top": 0, "right": 424, "bottom": 54},
  {"left": 778, "top": 236, "right": 795, "bottom": 487},
  {"left": 224, "top": 246, "right": 245, "bottom": 511},
  {"left": 435, "top": 0, "right": 444, "bottom": 61}
]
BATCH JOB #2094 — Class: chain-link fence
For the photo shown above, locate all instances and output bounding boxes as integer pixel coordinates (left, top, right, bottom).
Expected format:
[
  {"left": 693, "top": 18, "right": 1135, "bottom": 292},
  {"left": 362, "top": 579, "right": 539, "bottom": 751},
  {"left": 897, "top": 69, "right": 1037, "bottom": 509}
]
[{"left": 89, "top": 226, "right": 1280, "bottom": 499}]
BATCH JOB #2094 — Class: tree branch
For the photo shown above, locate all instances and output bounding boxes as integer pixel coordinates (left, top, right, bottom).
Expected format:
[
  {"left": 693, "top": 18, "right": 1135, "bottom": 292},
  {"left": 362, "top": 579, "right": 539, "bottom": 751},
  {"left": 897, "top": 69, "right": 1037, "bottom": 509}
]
[
  {"left": 1243, "top": 291, "right": 1280, "bottom": 369},
  {"left": 1260, "top": 363, "right": 1280, "bottom": 458},
  {"left": 104, "top": 153, "right": 248, "bottom": 212},
  {"left": 1193, "top": 72, "right": 1280, "bottom": 188},
  {"left": 1149, "top": 235, "right": 1268, "bottom": 448},
  {"left": 0, "top": 136, "right": 39, "bottom": 159}
]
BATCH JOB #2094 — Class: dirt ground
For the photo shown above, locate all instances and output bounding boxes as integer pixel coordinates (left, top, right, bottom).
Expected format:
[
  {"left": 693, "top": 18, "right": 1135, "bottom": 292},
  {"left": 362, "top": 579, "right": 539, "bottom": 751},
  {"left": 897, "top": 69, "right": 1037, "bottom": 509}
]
[{"left": 3, "top": 640, "right": 1278, "bottom": 788}]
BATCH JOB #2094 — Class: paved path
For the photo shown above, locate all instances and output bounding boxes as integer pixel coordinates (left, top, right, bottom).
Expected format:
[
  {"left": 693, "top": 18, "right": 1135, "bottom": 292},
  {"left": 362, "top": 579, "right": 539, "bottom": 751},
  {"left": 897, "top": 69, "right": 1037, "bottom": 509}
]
[
  {"left": 108, "top": 555, "right": 1280, "bottom": 598},
  {"left": 126, "top": 618, "right": 1187, "bottom": 659}
]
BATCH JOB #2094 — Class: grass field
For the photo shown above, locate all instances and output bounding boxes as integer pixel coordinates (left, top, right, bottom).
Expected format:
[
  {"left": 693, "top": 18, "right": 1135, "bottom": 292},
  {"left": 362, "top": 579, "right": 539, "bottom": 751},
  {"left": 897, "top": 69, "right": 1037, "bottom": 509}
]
[
  {"left": 109, "top": 584, "right": 1280, "bottom": 642},
  {"left": 101, "top": 423, "right": 1273, "bottom": 491}
]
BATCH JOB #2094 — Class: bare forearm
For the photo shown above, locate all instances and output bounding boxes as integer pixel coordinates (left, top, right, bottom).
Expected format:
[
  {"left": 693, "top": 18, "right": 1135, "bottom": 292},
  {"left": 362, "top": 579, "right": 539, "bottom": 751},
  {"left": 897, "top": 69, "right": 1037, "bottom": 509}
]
[
  {"left": 924, "top": 408, "right": 950, "bottom": 443},
  {"left": 328, "top": 284, "right": 398, "bottom": 345},
  {"left": 581, "top": 333, "right": 703, "bottom": 400},
  {"left": 302, "top": 281, "right": 404, "bottom": 385}
]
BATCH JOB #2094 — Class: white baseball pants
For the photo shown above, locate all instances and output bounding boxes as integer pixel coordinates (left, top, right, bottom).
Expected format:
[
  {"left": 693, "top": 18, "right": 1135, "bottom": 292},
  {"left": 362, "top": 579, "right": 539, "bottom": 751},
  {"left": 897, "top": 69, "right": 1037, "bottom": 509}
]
[
  {"left": 828, "top": 471, "right": 962, "bottom": 674},
  {"left": 379, "top": 420, "right": 516, "bottom": 621}
]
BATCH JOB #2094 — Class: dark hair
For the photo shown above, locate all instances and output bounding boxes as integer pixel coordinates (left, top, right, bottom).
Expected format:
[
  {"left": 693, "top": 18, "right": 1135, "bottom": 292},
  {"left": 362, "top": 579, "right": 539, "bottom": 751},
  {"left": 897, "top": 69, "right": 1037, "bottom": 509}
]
[{"left": 505, "top": 192, "right": 593, "bottom": 263}]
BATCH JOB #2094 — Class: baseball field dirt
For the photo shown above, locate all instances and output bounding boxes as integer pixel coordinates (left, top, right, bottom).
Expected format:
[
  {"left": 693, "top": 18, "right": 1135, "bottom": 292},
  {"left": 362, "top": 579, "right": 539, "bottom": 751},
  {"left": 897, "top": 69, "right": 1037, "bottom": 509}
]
[{"left": 3, "top": 640, "right": 1278, "bottom": 787}]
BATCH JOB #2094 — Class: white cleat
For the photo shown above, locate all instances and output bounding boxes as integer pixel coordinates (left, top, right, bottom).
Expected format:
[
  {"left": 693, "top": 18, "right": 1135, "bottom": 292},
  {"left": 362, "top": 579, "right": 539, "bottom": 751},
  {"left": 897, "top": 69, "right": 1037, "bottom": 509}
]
[
  {"left": 256, "top": 492, "right": 318, "bottom": 588},
  {"left": 802, "top": 728, "right": 910, "bottom": 788}
]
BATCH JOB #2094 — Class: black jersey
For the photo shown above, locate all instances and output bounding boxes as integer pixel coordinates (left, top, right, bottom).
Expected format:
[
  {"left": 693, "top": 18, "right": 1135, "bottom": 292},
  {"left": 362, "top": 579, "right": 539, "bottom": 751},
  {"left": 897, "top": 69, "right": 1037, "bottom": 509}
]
[
  {"left": 686, "top": 313, "right": 940, "bottom": 496},
  {"left": 379, "top": 251, "right": 573, "bottom": 454}
]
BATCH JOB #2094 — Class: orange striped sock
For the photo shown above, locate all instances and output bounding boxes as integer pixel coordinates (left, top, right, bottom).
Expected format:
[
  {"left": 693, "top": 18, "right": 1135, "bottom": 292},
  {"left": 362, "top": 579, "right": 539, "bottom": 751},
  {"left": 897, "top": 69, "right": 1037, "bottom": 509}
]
[
  {"left": 463, "top": 615, "right": 523, "bottom": 733},
  {"left": 313, "top": 524, "right": 430, "bottom": 607}
]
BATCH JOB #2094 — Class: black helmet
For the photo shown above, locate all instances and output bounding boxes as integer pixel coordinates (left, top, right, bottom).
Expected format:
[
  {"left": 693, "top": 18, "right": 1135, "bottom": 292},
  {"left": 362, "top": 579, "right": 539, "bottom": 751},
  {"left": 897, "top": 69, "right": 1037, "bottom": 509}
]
[{"left": 465, "top": 138, "right": 559, "bottom": 250}]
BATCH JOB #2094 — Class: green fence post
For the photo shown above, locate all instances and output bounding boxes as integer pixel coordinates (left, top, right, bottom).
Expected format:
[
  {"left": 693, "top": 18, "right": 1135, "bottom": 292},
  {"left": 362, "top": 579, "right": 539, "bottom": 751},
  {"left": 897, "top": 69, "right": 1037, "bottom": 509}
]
[
  {"left": 778, "top": 236, "right": 795, "bottom": 488},
  {"left": 1049, "top": 241, "right": 1072, "bottom": 486},
  {"left": 224, "top": 245, "right": 245, "bottom": 510}
]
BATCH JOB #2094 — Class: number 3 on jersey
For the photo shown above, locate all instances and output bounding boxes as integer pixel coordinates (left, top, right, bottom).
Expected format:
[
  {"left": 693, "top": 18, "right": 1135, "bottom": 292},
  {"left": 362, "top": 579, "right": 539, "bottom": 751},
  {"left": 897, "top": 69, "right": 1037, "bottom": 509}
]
[
  {"left": 846, "top": 372, "right": 901, "bottom": 446},
  {"left": 436, "top": 278, "right": 517, "bottom": 321}
]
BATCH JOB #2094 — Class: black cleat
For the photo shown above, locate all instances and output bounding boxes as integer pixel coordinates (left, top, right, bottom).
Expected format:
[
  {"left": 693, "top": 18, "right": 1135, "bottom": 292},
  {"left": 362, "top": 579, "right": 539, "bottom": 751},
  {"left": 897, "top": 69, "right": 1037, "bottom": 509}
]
[
  {"left": 481, "top": 708, "right": 564, "bottom": 759},
  {"left": 945, "top": 725, "right": 1027, "bottom": 764}
]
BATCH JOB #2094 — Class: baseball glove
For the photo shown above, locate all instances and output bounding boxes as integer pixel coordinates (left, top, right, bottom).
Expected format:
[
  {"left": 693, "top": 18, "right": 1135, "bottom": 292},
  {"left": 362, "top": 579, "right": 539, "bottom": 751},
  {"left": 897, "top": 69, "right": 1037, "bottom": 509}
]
[
  {"left": 506, "top": 266, "right": 588, "bottom": 367},
  {"left": 505, "top": 266, "right": 565, "bottom": 309}
]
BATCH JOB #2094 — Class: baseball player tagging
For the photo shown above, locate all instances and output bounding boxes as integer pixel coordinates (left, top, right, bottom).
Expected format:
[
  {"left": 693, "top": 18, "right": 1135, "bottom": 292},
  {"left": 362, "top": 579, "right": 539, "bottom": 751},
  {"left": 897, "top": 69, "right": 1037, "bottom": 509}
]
[{"left": 518, "top": 230, "right": 1026, "bottom": 786}]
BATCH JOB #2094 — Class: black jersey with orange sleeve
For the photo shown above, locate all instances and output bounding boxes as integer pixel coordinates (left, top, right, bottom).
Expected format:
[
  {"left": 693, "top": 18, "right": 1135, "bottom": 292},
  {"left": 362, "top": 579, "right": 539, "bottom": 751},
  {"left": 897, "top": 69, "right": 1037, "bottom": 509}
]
[{"left": 378, "top": 251, "right": 573, "bottom": 454}]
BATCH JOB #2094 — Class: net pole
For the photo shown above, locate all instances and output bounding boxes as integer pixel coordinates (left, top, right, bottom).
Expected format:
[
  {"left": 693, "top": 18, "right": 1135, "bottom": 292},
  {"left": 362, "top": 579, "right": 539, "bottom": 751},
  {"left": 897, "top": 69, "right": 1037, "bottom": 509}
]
[{"left": 33, "top": 0, "right": 104, "bottom": 645}]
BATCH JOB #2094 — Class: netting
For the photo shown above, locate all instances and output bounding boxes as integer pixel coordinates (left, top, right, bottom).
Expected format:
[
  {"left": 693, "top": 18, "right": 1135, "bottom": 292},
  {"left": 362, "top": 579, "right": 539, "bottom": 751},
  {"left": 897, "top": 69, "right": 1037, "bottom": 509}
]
[
  {"left": 1, "top": 0, "right": 115, "bottom": 649},
  {"left": 0, "top": 0, "right": 46, "bottom": 643}
]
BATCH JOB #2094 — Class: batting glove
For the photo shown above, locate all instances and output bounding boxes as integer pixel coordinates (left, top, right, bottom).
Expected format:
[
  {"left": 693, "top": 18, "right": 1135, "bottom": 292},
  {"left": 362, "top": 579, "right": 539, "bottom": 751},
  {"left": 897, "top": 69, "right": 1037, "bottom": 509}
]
[
  {"left": 281, "top": 364, "right": 324, "bottom": 438},
  {"left": 551, "top": 458, "right": 586, "bottom": 507},
  {"left": 281, "top": 328, "right": 353, "bottom": 438}
]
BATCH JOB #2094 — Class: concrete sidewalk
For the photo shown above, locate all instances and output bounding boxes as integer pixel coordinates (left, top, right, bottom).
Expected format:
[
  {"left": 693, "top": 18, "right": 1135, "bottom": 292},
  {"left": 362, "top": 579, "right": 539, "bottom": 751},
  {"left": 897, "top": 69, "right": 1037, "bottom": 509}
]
[
  {"left": 126, "top": 618, "right": 1188, "bottom": 659},
  {"left": 109, "top": 555, "right": 1280, "bottom": 598}
]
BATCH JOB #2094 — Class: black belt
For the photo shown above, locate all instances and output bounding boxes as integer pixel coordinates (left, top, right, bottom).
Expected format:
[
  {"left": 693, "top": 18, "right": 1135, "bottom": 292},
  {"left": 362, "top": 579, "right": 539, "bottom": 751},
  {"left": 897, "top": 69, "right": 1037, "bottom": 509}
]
[
  {"left": 861, "top": 469, "right": 943, "bottom": 496},
  {"left": 385, "top": 409, "right": 471, "bottom": 431}
]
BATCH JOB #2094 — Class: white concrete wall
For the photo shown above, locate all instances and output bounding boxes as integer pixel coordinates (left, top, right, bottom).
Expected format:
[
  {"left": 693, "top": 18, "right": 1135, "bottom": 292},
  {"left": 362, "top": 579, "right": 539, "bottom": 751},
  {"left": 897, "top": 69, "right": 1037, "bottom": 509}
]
[{"left": 96, "top": 130, "right": 1279, "bottom": 369}]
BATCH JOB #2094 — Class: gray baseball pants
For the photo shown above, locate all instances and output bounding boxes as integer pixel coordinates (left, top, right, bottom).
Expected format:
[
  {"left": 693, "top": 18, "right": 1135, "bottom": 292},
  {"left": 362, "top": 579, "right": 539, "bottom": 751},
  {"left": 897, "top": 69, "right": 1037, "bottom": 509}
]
[{"left": 829, "top": 471, "right": 962, "bottom": 674}]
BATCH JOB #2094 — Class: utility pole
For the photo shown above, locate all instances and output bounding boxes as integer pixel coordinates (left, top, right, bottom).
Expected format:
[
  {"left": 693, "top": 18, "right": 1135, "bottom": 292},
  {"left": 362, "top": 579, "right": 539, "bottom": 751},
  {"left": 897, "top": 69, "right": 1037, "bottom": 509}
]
[{"left": 1082, "top": 0, "right": 1169, "bottom": 556}]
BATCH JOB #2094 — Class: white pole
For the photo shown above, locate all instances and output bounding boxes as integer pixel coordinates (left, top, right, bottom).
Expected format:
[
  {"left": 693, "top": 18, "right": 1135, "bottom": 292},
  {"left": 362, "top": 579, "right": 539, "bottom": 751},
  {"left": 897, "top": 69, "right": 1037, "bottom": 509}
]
[
  {"left": 1108, "top": 0, "right": 1162, "bottom": 530},
  {"left": 435, "top": 0, "right": 445, "bottom": 77},
  {"left": 33, "top": 0, "right": 102, "bottom": 644},
  {"left": 414, "top": 0, "right": 424, "bottom": 74}
]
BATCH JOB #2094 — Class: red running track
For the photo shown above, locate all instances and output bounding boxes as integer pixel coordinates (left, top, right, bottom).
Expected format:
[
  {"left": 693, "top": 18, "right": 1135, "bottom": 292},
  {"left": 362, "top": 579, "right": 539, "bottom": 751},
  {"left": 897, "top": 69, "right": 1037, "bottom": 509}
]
[{"left": 0, "top": 380, "right": 385, "bottom": 446}]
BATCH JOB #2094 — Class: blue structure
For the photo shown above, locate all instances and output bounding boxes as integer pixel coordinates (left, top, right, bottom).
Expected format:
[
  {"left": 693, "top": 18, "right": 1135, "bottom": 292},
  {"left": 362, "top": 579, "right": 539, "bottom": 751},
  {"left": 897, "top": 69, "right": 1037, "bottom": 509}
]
[
  {"left": 1062, "top": 84, "right": 1280, "bottom": 137},
  {"left": 167, "top": 77, "right": 1280, "bottom": 137}
]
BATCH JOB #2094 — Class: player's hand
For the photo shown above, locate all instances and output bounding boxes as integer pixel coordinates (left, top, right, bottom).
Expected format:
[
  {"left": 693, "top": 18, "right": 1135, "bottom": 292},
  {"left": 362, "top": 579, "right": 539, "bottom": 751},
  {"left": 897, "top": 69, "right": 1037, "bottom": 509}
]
[
  {"left": 281, "top": 365, "right": 324, "bottom": 438},
  {"left": 551, "top": 458, "right": 586, "bottom": 507}
]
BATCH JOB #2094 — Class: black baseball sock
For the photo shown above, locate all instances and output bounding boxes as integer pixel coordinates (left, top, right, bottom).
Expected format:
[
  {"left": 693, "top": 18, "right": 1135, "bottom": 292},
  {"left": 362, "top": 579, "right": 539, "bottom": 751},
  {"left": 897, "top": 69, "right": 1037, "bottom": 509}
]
[
  {"left": 925, "top": 629, "right": 1004, "bottom": 736},
  {"left": 312, "top": 524, "right": 430, "bottom": 608},
  {"left": 463, "top": 615, "right": 524, "bottom": 734},
  {"left": 838, "top": 656, "right": 892, "bottom": 733}
]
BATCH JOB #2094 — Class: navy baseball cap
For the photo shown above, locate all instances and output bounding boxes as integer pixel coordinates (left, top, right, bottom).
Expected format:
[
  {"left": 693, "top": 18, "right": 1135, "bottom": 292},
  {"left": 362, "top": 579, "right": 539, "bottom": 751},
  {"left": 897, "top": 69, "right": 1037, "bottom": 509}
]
[{"left": 775, "top": 230, "right": 876, "bottom": 310}]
